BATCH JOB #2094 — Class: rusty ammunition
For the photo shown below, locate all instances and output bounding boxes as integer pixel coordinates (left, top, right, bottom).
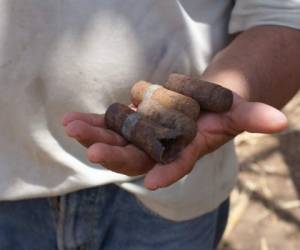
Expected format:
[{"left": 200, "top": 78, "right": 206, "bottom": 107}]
[
  {"left": 131, "top": 81, "right": 200, "bottom": 121},
  {"left": 165, "top": 73, "right": 233, "bottom": 112},
  {"left": 105, "top": 103, "right": 186, "bottom": 163},
  {"left": 137, "top": 99, "right": 197, "bottom": 144}
]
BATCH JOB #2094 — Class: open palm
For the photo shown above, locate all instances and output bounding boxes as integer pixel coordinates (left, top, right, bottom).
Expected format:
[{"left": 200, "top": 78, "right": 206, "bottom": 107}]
[{"left": 62, "top": 94, "right": 287, "bottom": 190}]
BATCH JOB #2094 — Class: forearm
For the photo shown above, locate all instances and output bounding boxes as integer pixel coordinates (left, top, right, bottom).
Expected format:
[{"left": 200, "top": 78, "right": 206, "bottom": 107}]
[{"left": 202, "top": 25, "right": 300, "bottom": 109}]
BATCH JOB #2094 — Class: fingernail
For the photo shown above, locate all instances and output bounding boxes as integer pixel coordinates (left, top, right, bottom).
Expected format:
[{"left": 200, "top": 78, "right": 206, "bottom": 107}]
[{"left": 144, "top": 177, "right": 159, "bottom": 190}]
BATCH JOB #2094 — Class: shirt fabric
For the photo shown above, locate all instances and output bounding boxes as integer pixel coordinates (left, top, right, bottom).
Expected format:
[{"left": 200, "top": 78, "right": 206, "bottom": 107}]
[{"left": 0, "top": 0, "right": 299, "bottom": 221}]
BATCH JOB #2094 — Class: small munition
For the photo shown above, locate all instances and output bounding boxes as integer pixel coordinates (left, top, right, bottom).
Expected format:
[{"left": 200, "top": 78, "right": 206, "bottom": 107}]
[
  {"left": 104, "top": 74, "right": 232, "bottom": 164},
  {"left": 131, "top": 81, "right": 200, "bottom": 121},
  {"left": 137, "top": 99, "right": 197, "bottom": 145},
  {"left": 165, "top": 73, "right": 233, "bottom": 112},
  {"left": 105, "top": 103, "right": 186, "bottom": 163}
]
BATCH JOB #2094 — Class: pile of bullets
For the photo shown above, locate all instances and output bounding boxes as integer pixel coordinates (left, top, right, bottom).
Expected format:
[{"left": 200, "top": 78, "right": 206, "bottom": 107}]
[{"left": 105, "top": 73, "right": 233, "bottom": 163}]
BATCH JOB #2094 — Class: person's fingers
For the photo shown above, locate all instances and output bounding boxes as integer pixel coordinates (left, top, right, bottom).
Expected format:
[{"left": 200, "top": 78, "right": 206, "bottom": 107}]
[
  {"left": 144, "top": 138, "right": 201, "bottom": 190},
  {"left": 65, "top": 120, "right": 126, "bottom": 147},
  {"left": 229, "top": 101, "right": 288, "bottom": 134},
  {"left": 61, "top": 112, "right": 106, "bottom": 127},
  {"left": 87, "top": 143, "right": 155, "bottom": 176}
]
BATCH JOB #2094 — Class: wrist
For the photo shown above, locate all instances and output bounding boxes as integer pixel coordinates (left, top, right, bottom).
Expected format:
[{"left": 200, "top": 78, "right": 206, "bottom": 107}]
[{"left": 200, "top": 52, "right": 252, "bottom": 101}]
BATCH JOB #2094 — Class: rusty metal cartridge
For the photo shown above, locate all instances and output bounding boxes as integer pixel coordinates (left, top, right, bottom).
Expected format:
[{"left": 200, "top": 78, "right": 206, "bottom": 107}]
[
  {"left": 165, "top": 73, "right": 233, "bottom": 112},
  {"left": 137, "top": 99, "right": 197, "bottom": 145},
  {"left": 105, "top": 103, "right": 186, "bottom": 163},
  {"left": 131, "top": 81, "right": 200, "bottom": 121}
]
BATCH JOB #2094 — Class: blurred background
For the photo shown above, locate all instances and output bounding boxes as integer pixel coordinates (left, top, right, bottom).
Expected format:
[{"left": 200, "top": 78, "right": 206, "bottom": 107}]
[{"left": 218, "top": 91, "right": 300, "bottom": 250}]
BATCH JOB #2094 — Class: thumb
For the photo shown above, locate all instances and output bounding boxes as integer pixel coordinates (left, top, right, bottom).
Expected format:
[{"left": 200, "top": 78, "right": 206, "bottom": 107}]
[{"left": 231, "top": 101, "right": 288, "bottom": 134}]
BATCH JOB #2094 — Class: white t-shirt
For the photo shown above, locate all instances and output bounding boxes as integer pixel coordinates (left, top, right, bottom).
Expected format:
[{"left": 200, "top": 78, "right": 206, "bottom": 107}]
[{"left": 0, "top": 0, "right": 299, "bottom": 221}]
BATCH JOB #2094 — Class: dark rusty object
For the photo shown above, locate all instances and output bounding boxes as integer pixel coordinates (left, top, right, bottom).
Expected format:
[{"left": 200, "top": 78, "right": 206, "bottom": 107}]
[
  {"left": 105, "top": 73, "right": 232, "bottom": 164},
  {"left": 105, "top": 103, "right": 186, "bottom": 163},
  {"left": 165, "top": 73, "right": 233, "bottom": 112},
  {"left": 138, "top": 99, "right": 197, "bottom": 145},
  {"left": 131, "top": 81, "right": 200, "bottom": 121}
]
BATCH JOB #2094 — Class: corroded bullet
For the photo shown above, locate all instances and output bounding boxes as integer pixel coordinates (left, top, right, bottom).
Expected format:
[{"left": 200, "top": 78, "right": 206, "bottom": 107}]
[
  {"left": 105, "top": 103, "right": 185, "bottom": 163},
  {"left": 165, "top": 73, "right": 233, "bottom": 112},
  {"left": 131, "top": 81, "right": 200, "bottom": 121},
  {"left": 137, "top": 99, "right": 197, "bottom": 145}
]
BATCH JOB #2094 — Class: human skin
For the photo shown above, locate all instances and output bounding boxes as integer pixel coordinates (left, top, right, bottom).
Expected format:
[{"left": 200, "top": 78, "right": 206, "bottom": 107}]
[{"left": 62, "top": 25, "right": 300, "bottom": 190}]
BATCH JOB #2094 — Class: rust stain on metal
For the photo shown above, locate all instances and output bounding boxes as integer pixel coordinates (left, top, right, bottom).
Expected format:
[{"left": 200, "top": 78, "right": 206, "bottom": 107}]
[
  {"left": 131, "top": 81, "right": 200, "bottom": 121},
  {"left": 105, "top": 103, "right": 185, "bottom": 163},
  {"left": 138, "top": 99, "right": 197, "bottom": 145},
  {"left": 165, "top": 73, "right": 233, "bottom": 112}
]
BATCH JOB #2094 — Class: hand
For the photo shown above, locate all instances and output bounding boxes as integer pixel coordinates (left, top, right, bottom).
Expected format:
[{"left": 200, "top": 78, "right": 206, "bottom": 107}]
[
  {"left": 61, "top": 111, "right": 156, "bottom": 176},
  {"left": 61, "top": 94, "right": 287, "bottom": 190}
]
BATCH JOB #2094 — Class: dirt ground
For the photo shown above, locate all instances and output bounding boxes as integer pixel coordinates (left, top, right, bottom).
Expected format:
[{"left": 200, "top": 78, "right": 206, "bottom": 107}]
[{"left": 218, "top": 91, "right": 300, "bottom": 250}]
